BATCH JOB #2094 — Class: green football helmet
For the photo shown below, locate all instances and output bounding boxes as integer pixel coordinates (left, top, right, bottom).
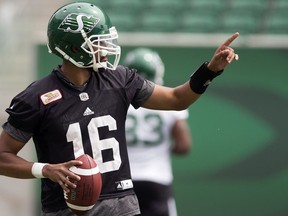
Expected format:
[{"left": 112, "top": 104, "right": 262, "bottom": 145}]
[
  {"left": 47, "top": 2, "right": 121, "bottom": 72},
  {"left": 123, "top": 48, "right": 164, "bottom": 85}
]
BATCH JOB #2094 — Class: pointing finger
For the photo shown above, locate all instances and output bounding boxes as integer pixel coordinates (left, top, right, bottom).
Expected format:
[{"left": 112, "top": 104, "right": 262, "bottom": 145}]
[{"left": 223, "top": 32, "right": 240, "bottom": 46}]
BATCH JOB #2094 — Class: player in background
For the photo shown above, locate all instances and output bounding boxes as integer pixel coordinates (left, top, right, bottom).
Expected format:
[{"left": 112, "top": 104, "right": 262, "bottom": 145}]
[
  {"left": 124, "top": 48, "right": 192, "bottom": 216},
  {"left": 0, "top": 2, "right": 239, "bottom": 216}
]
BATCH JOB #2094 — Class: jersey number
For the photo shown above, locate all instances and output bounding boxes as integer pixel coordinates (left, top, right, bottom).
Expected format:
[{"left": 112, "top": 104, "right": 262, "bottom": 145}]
[
  {"left": 66, "top": 115, "right": 121, "bottom": 173},
  {"left": 126, "top": 113, "right": 164, "bottom": 146}
]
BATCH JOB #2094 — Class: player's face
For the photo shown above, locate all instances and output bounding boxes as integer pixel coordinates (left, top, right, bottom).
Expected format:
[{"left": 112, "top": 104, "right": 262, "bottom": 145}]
[
  {"left": 81, "top": 28, "right": 120, "bottom": 71},
  {"left": 90, "top": 41, "right": 108, "bottom": 63}
]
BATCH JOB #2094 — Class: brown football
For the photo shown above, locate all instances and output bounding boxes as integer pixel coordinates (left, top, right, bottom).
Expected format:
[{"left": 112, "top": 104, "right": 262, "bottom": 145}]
[{"left": 64, "top": 154, "right": 102, "bottom": 215}]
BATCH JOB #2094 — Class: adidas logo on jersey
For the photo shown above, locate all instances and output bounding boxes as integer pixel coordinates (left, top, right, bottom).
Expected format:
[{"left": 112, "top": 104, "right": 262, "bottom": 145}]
[
  {"left": 83, "top": 107, "right": 94, "bottom": 116},
  {"left": 115, "top": 179, "right": 133, "bottom": 191}
]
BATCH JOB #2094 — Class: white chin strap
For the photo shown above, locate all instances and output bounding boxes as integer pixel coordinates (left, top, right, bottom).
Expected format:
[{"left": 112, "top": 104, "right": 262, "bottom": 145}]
[
  {"left": 55, "top": 46, "right": 108, "bottom": 72},
  {"left": 100, "top": 50, "right": 108, "bottom": 57},
  {"left": 92, "top": 50, "right": 108, "bottom": 71},
  {"left": 95, "top": 61, "right": 107, "bottom": 70}
]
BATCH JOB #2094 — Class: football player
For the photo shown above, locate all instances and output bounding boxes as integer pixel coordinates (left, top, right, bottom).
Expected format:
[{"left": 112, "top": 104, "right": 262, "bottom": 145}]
[
  {"left": 124, "top": 48, "right": 192, "bottom": 216},
  {"left": 0, "top": 2, "right": 239, "bottom": 216}
]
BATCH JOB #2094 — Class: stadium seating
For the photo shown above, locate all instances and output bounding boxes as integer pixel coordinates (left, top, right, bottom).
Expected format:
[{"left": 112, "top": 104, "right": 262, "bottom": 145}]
[
  {"left": 109, "top": 0, "right": 144, "bottom": 11},
  {"left": 229, "top": 0, "right": 269, "bottom": 14},
  {"left": 272, "top": 0, "right": 288, "bottom": 13},
  {"left": 179, "top": 13, "right": 219, "bottom": 33},
  {"left": 71, "top": 0, "right": 288, "bottom": 34},
  {"left": 147, "top": 0, "right": 184, "bottom": 12},
  {"left": 187, "top": 0, "right": 228, "bottom": 15},
  {"left": 140, "top": 11, "right": 178, "bottom": 32},
  {"left": 221, "top": 13, "right": 262, "bottom": 34},
  {"left": 264, "top": 13, "right": 288, "bottom": 34},
  {"left": 108, "top": 12, "right": 137, "bottom": 32}
]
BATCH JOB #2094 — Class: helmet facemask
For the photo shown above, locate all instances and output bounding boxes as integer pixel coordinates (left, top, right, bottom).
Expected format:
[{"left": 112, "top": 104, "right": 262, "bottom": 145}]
[{"left": 81, "top": 27, "right": 121, "bottom": 72}]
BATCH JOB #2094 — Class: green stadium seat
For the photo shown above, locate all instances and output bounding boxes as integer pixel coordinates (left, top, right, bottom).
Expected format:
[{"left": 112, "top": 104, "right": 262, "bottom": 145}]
[
  {"left": 271, "top": 0, "right": 288, "bottom": 15},
  {"left": 229, "top": 0, "right": 269, "bottom": 13},
  {"left": 188, "top": 0, "right": 228, "bottom": 15},
  {"left": 266, "top": 0, "right": 288, "bottom": 34},
  {"left": 264, "top": 14, "right": 288, "bottom": 34},
  {"left": 148, "top": 0, "right": 184, "bottom": 12},
  {"left": 140, "top": 12, "right": 178, "bottom": 32},
  {"left": 221, "top": 14, "right": 261, "bottom": 34},
  {"left": 273, "top": 0, "right": 288, "bottom": 9},
  {"left": 112, "top": 0, "right": 145, "bottom": 11},
  {"left": 108, "top": 12, "right": 137, "bottom": 32},
  {"left": 179, "top": 13, "right": 219, "bottom": 33}
]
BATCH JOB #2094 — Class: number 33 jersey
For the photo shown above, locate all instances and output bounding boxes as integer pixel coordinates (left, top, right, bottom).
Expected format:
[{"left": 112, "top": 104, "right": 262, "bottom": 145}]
[
  {"left": 5, "top": 65, "right": 153, "bottom": 211},
  {"left": 126, "top": 106, "right": 189, "bottom": 185}
]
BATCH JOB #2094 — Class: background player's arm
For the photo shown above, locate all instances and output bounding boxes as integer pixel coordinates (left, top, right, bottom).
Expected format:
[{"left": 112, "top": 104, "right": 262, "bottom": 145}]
[{"left": 171, "top": 119, "right": 192, "bottom": 155}]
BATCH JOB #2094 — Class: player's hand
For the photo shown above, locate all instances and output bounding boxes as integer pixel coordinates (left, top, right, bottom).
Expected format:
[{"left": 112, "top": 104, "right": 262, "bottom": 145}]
[
  {"left": 42, "top": 160, "right": 83, "bottom": 192},
  {"left": 208, "top": 32, "right": 239, "bottom": 72}
]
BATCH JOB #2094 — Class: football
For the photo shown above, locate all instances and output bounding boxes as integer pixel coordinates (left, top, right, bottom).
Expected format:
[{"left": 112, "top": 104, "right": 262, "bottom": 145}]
[{"left": 64, "top": 154, "right": 102, "bottom": 215}]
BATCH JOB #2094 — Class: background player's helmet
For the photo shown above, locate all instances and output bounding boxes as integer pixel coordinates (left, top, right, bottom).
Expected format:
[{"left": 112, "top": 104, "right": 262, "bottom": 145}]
[
  {"left": 123, "top": 48, "right": 164, "bottom": 85},
  {"left": 47, "top": 2, "right": 121, "bottom": 72}
]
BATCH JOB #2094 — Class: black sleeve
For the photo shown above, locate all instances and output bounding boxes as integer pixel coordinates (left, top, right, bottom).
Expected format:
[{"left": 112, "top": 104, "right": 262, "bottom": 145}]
[
  {"left": 131, "top": 80, "right": 155, "bottom": 109},
  {"left": 116, "top": 66, "right": 155, "bottom": 109},
  {"left": 2, "top": 122, "right": 32, "bottom": 143},
  {"left": 5, "top": 84, "right": 43, "bottom": 134}
]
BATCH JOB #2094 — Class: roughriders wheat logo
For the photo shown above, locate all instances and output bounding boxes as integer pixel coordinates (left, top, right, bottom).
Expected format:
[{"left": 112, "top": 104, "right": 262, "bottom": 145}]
[{"left": 58, "top": 13, "right": 100, "bottom": 33}]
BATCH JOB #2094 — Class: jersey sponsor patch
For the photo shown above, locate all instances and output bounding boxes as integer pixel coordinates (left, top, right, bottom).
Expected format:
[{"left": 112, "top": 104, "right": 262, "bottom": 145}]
[{"left": 40, "top": 89, "right": 62, "bottom": 105}]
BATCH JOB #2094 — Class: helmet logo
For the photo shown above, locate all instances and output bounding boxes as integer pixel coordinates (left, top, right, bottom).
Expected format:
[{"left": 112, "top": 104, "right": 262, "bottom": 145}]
[{"left": 59, "top": 13, "right": 99, "bottom": 33}]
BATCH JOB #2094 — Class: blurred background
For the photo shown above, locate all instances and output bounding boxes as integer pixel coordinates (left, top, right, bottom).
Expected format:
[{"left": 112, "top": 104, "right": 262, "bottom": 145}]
[{"left": 0, "top": 0, "right": 288, "bottom": 215}]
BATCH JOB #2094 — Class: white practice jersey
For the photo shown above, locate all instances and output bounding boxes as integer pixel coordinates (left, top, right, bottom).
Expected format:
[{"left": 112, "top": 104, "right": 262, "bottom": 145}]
[{"left": 126, "top": 106, "right": 189, "bottom": 185}]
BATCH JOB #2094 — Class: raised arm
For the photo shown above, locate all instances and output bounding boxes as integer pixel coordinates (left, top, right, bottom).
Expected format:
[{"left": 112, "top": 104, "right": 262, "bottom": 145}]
[{"left": 142, "top": 32, "right": 239, "bottom": 110}]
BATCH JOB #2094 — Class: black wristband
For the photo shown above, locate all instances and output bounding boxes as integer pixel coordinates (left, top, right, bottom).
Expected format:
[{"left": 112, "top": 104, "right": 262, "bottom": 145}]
[{"left": 189, "top": 62, "right": 223, "bottom": 94}]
